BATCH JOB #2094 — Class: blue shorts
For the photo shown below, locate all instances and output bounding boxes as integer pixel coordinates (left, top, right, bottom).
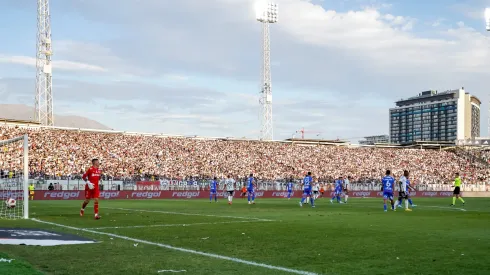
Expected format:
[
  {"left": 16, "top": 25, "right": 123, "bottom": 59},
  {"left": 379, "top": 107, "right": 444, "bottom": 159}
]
[
  {"left": 247, "top": 189, "right": 254, "bottom": 194},
  {"left": 303, "top": 190, "right": 311, "bottom": 196},
  {"left": 335, "top": 189, "right": 342, "bottom": 195},
  {"left": 383, "top": 192, "right": 394, "bottom": 200},
  {"left": 210, "top": 190, "right": 216, "bottom": 195}
]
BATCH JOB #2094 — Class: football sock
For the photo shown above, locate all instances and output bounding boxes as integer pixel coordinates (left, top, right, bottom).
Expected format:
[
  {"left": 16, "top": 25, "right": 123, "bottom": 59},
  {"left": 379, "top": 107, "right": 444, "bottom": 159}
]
[
  {"left": 408, "top": 198, "right": 413, "bottom": 205},
  {"left": 82, "top": 201, "right": 88, "bottom": 209},
  {"left": 383, "top": 203, "right": 387, "bottom": 211},
  {"left": 459, "top": 197, "right": 465, "bottom": 203},
  {"left": 94, "top": 202, "right": 99, "bottom": 214},
  {"left": 345, "top": 195, "right": 348, "bottom": 202},
  {"left": 310, "top": 197, "right": 314, "bottom": 206},
  {"left": 210, "top": 194, "right": 213, "bottom": 202},
  {"left": 252, "top": 194, "right": 255, "bottom": 201},
  {"left": 394, "top": 200, "right": 399, "bottom": 208},
  {"left": 301, "top": 197, "right": 305, "bottom": 203},
  {"left": 405, "top": 200, "right": 409, "bottom": 209},
  {"left": 452, "top": 197, "right": 456, "bottom": 204}
]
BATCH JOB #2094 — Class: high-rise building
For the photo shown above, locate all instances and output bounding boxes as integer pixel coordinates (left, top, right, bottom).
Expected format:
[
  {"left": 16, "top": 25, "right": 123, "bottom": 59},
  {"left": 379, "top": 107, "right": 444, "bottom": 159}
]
[{"left": 389, "top": 88, "right": 480, "bottom": 144}]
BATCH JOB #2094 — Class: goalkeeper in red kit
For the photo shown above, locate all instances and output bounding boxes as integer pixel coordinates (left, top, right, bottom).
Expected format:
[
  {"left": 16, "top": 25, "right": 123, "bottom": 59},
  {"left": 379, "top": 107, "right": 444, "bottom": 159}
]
[{"left": 80, "top": 158, "right": 102, "bottom": 220}]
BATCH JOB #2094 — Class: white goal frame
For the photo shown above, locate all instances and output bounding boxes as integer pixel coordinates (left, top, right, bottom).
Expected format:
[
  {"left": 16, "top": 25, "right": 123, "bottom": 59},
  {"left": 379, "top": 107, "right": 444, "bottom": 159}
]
[{"left": 0, "top": 134, "right": 29, "bottom": 219}]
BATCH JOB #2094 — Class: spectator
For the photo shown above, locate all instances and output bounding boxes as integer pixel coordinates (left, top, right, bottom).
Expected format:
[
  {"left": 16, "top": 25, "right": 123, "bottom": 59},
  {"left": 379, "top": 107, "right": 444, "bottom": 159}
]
[{"left": 0, "top": 125, "right": 488, "bottom": 185}]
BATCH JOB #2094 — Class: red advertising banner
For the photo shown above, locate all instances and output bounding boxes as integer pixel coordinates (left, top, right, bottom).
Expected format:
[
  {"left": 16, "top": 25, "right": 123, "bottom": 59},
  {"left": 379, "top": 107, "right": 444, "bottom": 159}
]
[{"left": 28, "top": 190, "right": 460, "bottom": 200}]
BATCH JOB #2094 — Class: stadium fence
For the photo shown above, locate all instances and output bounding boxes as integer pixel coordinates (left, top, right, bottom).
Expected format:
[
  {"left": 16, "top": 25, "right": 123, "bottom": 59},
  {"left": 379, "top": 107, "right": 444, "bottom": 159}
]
[{"left": 11, "top": 178, "right": 489, "bottom": 192}]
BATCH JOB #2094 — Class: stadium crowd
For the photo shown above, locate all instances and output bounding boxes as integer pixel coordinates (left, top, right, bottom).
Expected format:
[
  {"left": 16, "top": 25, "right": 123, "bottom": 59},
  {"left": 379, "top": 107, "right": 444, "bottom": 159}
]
[{"left": 1, "top": 125, "right": 489, "bottom": 185}]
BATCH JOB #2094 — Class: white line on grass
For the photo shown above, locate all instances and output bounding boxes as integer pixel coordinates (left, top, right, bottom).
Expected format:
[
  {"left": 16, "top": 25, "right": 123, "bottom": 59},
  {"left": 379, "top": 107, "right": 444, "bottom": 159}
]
[
  {"left": 423, "top": 206, "right": 467, "bottom": 212},
  {"left": 88, "top": 220, "right": 267, "bottom": 230},
  {"left": 106, "top": 207, "right": 275, "bottom": 222},
  {"left": 31, "top": 218, "right": 319, "bottom": 275}
]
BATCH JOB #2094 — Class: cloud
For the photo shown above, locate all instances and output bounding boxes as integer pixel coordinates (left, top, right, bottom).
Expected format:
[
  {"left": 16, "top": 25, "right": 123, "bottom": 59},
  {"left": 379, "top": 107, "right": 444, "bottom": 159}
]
[
  {"left": 450, "top": 3, "right": 487, "bottom": 21},
  {"left": 0, "top": 55, "right": 107, "bottom": 72}
]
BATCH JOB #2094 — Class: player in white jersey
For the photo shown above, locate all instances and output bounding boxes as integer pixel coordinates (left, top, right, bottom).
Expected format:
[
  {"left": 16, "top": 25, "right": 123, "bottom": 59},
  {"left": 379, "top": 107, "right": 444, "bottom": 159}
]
[
  {"left": 224, "top": 175, "right": 236, "bottom": 205},
  {"left": 312, "top": 181, "right": 320, "bottom": 200},
  {"left": 343, "top": 176, "right": 351, "bottom": 203},
  {"left": 394, "top": 170, "right": 412, "bottom": 212}
]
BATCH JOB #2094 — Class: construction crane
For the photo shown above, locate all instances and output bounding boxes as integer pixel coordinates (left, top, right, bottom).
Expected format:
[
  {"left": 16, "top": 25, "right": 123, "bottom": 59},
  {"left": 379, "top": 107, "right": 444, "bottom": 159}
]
[{"left": 295, "top": 128, "right": 322, "bottom": 139}]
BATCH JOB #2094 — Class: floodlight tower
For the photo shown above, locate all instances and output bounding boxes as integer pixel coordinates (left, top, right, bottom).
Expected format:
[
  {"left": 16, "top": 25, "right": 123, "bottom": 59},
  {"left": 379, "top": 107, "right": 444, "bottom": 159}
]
[
  {"left": 35, "top": 0, "right": 54, "bottom": 126},
  {"left": 485, "top": 8, "right": 490, "bottom": 31},
  {"left": 255, "top": 2, "right": 278, "bottom": 141}
]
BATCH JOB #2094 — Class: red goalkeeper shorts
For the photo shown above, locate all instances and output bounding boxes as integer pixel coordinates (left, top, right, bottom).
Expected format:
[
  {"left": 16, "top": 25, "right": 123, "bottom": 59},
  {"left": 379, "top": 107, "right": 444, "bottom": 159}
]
[{"left": 85, "top": 187, "right": 100, "bottom": 199}]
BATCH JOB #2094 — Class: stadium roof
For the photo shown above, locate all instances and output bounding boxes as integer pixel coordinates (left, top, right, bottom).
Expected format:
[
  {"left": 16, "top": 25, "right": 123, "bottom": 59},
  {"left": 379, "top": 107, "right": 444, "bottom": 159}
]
[
  {"left": 0, "top": 118, "right": 40, "bottom": 125},
  {"left": 284, "top": 138, "right": 349, "bottom": 145}
]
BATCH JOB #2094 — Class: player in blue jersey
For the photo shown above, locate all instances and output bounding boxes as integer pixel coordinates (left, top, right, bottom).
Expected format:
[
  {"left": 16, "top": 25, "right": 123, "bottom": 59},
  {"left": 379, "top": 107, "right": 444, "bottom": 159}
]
[
  {"left": 247, "top": 173, "right": 256, "bottom": 204},
  {"left": 286, "top": 177, "right": 294, "bottom": 200},
  {"left": 381, "top": 170, "right": 395, "bottom": 211},
  {"left": 299, "top": 172, "right": 315, "bottom": 207},
  {"left": 209, "top": 177, "right": 218, "bottom": 203},
  {"left": 330, "top": 177, "right": 343, "bottom": 203},
  {"left": 406, "top": 177, "right": 416, "bottom": 207}
]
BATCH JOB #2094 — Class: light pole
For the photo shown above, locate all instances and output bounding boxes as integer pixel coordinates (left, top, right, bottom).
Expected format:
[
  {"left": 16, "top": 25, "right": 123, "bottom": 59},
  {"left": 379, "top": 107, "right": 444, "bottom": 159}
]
[
  {"left": 255, "top": 2, "right": 278, "bottom": 141},
  {"left": 35, "top": 0, "right": 54, "bottom": 126},
  {"left": 485, "top": 8, "right": 490, "bottom": 31}
]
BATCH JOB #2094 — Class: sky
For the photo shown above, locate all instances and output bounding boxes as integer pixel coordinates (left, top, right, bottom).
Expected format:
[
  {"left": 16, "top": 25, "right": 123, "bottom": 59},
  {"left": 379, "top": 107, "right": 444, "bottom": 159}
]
[{"left": 1, "top": 0, "right": 490, "bottom": 142}]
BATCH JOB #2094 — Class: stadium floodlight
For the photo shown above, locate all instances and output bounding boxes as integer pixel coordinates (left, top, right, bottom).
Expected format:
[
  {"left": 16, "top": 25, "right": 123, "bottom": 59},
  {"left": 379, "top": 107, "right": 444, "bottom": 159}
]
[
  {"left": 256, "top": 1, "right": 278, "bottom": 141},
  {"left": 486, "top": 8, "right": 490, "bottom": 31},
  {"left": 255, "top": 1, "right": 278, "bottom": 23},
  {"left": 35, "top": 0, "right": 54, "bottom": 126}
]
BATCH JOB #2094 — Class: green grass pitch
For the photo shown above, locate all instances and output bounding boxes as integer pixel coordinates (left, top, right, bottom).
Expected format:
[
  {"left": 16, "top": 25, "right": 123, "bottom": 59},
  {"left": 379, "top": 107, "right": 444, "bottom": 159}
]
[{"left": 0, "top": 198, "right": 489, "bottom": 275}]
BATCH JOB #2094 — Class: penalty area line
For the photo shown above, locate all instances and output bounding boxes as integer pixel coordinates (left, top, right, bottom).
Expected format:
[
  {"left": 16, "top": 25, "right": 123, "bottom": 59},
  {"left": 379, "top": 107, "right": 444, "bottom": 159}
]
[
  {"left": 88, "top": 220, "right": 269, "bottom": 230},
  {"left": 105, "top": 207, "right": 275, "bottom": 222},
  {"left": 423, "top": 206, "right": 467, "bottom": 212},
  {"left": 31, "top": 218, "right": 319, "bottom": 275}
]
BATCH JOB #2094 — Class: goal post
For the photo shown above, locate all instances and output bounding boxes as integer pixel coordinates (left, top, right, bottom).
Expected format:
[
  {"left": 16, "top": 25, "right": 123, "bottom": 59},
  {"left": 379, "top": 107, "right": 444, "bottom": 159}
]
[{"left": 0, "top": 134, "right": 29, "bottom": 219}]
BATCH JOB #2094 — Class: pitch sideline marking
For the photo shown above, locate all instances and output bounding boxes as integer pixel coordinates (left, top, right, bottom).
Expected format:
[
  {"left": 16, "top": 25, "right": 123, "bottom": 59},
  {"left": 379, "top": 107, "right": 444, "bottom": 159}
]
[
  {"left": 88, "top": 220, "right": 269, "bottom": 230},
  {"left": 423, "top": 206, "right": 467, "bottom": 212},
  {"left": 31, "top": 218, "right": 319, "bottom": 275},
  {"left": 106, "top": 207, "right": 275, "bottom": 222}
]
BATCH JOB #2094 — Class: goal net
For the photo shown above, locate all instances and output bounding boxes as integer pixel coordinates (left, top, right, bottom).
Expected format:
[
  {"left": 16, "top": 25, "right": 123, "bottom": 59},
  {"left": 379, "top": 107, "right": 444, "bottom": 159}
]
[{"left": 0, "top": 135, "right": 29, "bottom": 219}]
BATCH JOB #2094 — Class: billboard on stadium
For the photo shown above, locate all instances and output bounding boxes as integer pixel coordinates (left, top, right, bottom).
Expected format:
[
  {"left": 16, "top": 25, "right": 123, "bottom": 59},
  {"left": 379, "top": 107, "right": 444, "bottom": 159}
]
[{"left": 33, "top": 190, "right": 460, "bottom": 200}]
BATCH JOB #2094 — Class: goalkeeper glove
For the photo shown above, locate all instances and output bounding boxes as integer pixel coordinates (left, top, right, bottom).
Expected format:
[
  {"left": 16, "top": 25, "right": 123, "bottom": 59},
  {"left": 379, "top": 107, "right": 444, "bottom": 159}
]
[{"left": 86, "top": 182, "right": 94, "bottom": 190}]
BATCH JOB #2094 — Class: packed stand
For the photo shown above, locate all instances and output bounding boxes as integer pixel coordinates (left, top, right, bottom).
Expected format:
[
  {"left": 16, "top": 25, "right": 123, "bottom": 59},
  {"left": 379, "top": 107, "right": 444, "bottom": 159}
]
[{"left": 0, "top": 125, "right": 489, "bottom": 185}]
